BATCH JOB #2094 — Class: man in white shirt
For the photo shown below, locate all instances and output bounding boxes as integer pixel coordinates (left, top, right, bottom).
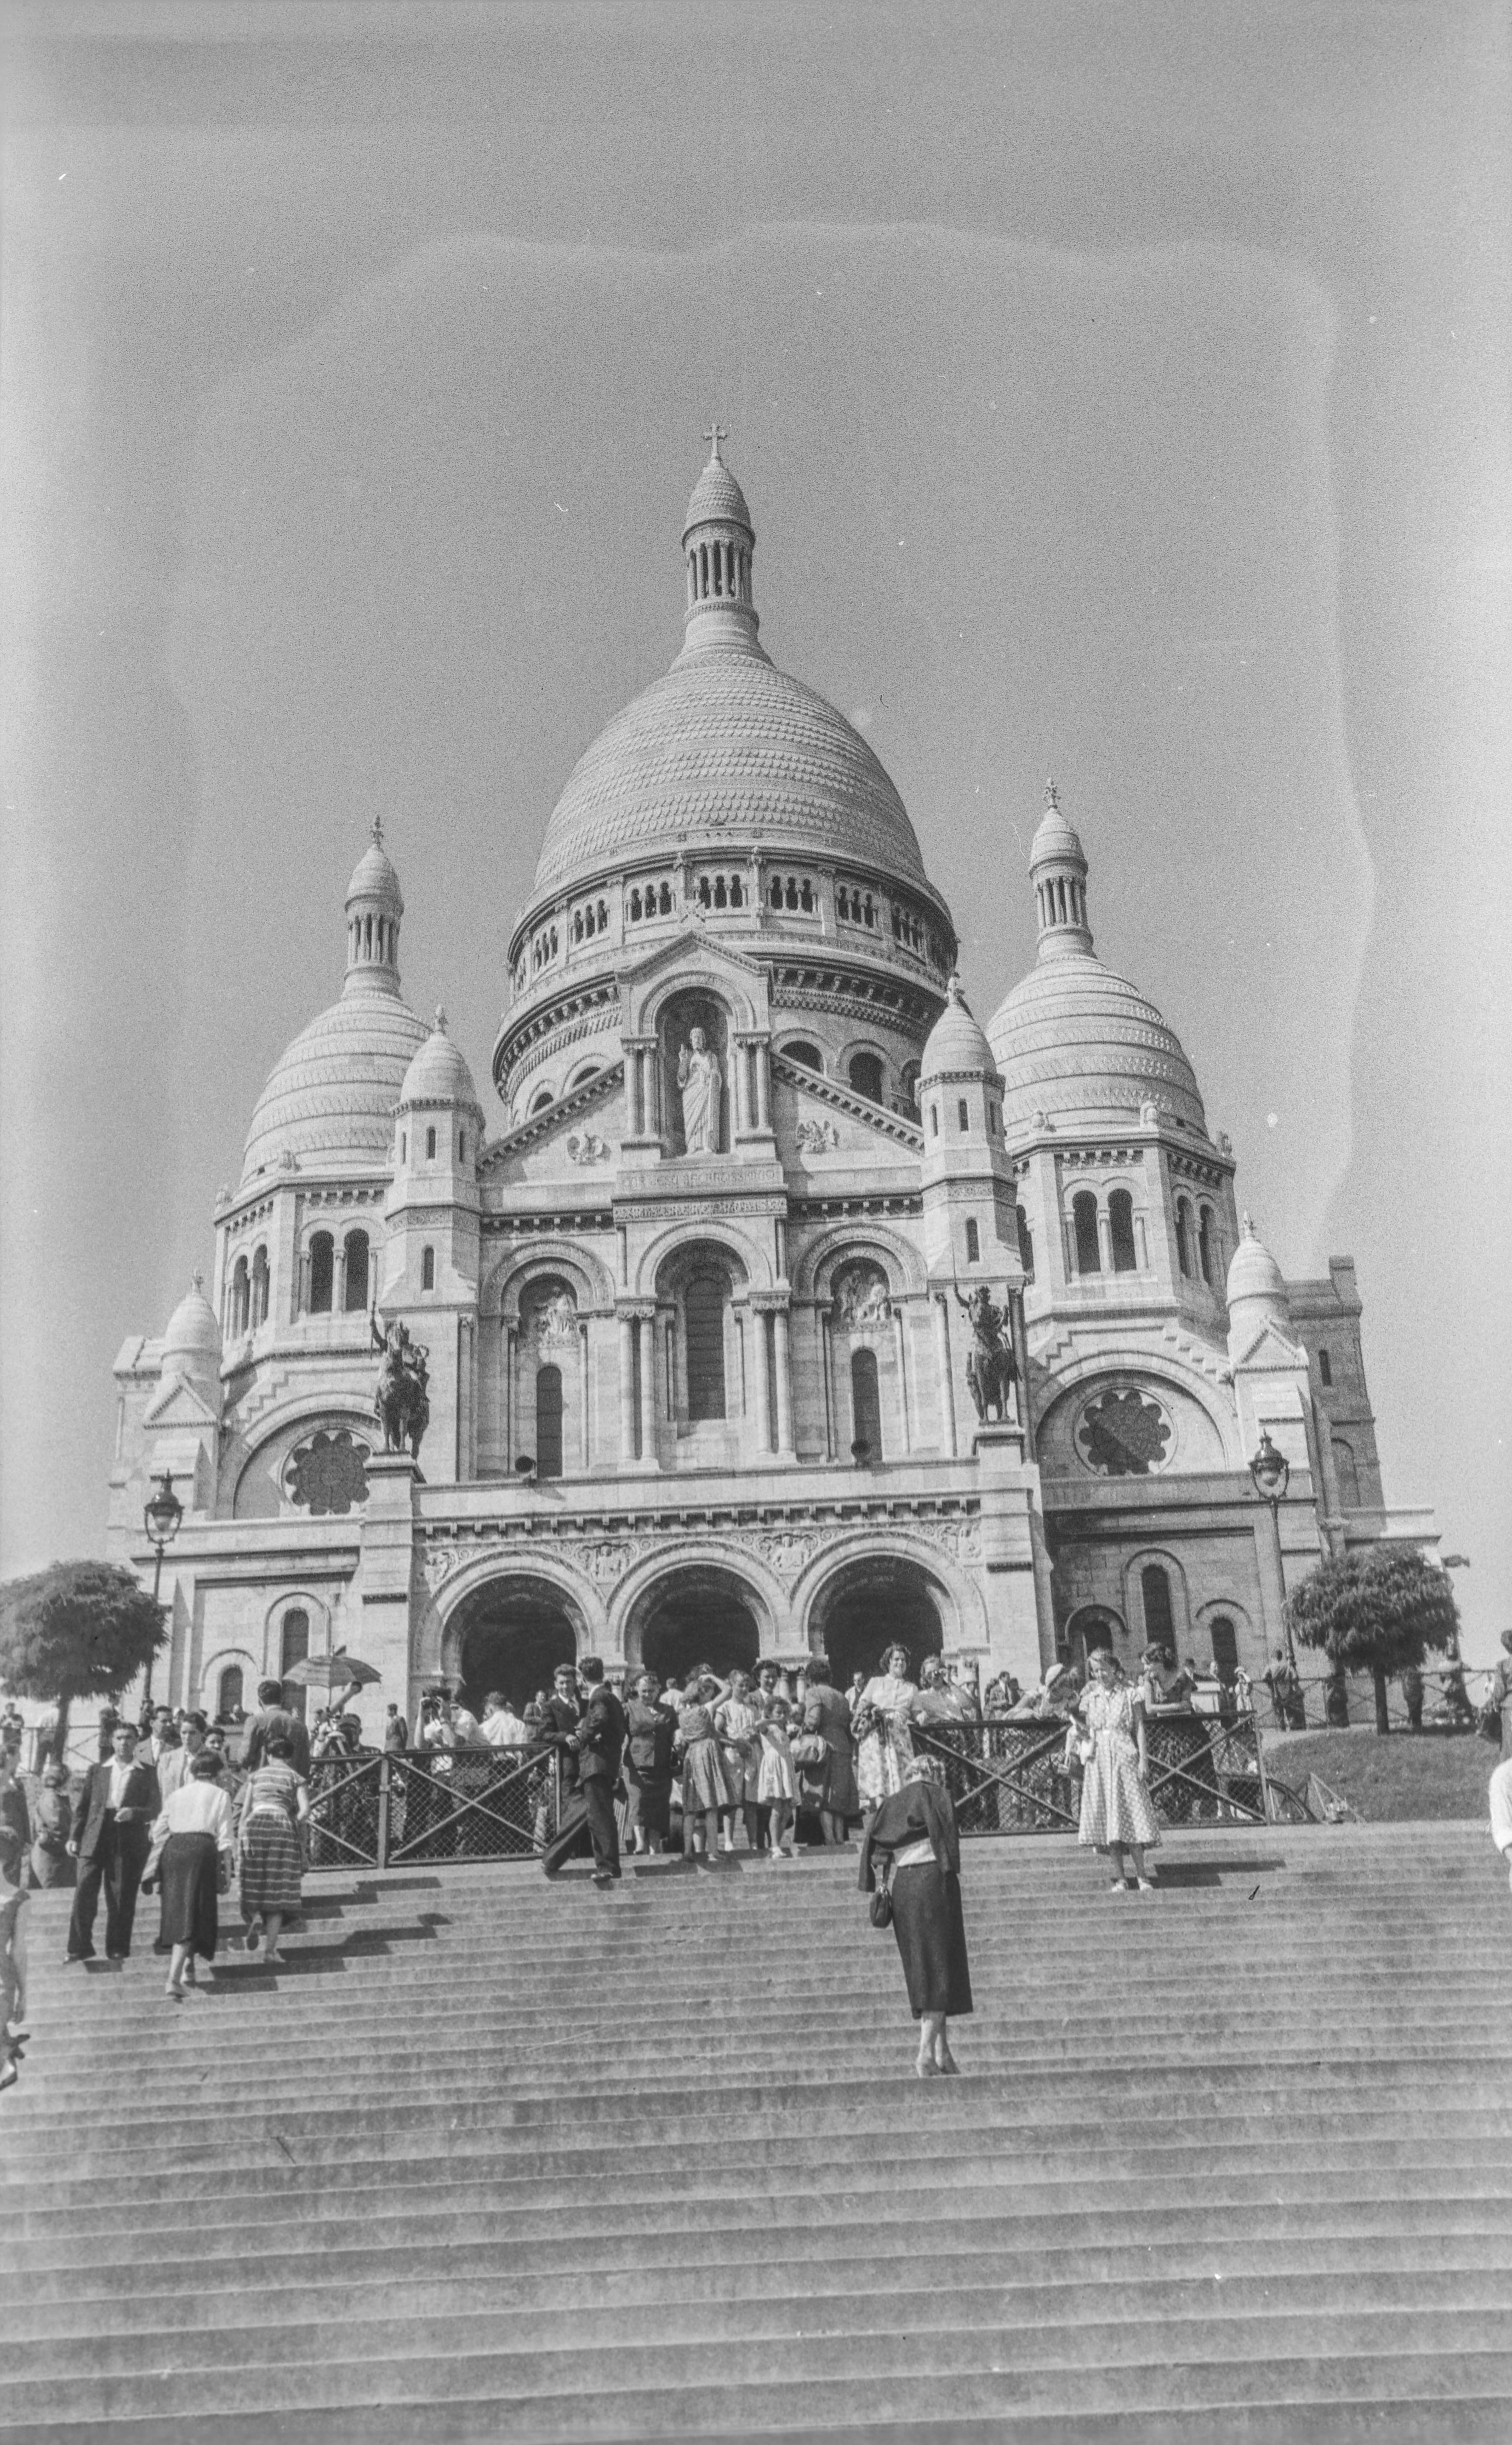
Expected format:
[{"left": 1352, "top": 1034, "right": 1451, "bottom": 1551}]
[
  {"left": 480, "top": 1691, "right": 530, "bottom": 1748},
  {"left": 1489, "top": 1758, "right": 1512, "bottom": 1893},
  {"left": 158, "top": 1714, "right": 210, "bottom": 1801}
]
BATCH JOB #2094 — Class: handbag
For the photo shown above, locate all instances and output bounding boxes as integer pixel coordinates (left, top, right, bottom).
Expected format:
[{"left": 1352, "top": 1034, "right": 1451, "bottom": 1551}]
[{"left": 868, "top": 1857, "right": 894, "bottom": 1929}]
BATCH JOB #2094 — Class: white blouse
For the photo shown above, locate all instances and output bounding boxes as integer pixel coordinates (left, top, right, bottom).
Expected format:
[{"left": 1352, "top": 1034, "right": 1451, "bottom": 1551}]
[{"left": 151, "top": 1781, "right": 236, "bottom": 1851}]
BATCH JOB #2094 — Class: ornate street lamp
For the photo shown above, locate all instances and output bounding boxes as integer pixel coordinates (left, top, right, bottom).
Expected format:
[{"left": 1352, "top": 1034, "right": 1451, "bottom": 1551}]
[
  {"left": 1248, "top": 1432, "right": 1295, "bottom": 1673},
  {"left": 142, "top": 1470, "right": 184, "bottom": 1710}
]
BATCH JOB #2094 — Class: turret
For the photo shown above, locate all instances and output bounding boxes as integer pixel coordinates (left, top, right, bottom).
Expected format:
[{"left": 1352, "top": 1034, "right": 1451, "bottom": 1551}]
[
  {"left": 344, "top": 817, "right": 405, "bottom": 997},
  {"left": 1029, "top": 780, "right": 1093, "bottom": 958},
  {"left": 919, "top": 975, "right": 1019, "bottom": 1280},
  {"left": 383, "top": 1010, "right": 485, "bottom": 1480}
]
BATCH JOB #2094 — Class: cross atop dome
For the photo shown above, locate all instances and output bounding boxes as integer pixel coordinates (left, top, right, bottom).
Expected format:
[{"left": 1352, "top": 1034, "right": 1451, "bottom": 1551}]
[{"left": 703, "top": 419, "right": 729, "bottom": 463}]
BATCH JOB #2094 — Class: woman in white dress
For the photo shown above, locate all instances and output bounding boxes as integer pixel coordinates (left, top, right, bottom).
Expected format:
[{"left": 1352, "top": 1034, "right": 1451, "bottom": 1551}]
[
  {"left": 853, "top": 1644, "right": 919, "bottom": 1814},
  {"left": 1072, "top": 1647, "right": 1160, "bottom": 1891}
]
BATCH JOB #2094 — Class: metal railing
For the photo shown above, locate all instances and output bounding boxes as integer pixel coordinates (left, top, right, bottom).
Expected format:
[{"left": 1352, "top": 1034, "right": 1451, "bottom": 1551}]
[
  {"left": 912, "top": 1713, "right": 1280, "bottom": 1834},
  {"left": 304, "top": 1746, "right": 558, "bottom": 1873}
]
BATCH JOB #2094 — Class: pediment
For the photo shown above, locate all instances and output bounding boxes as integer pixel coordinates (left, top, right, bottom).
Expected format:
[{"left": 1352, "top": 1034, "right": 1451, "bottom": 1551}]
[
  {"left": 1230, "top": 1320, "right": 1308, "bottom": 1374},
  {"left": 143, "top": 1372, "right": 220, "bottom": 1429},
  {"left": 618, "top": 923, "right": 770, "bottom": 1034},
  {"left": 772, "top": 1052, "right": 925, "bottom": 1161},
  {"left": 480, "top": 1062, "right": 625, "bottom": 1188}
]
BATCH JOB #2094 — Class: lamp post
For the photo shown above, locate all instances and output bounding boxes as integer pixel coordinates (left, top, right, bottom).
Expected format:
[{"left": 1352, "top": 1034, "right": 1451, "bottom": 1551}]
[
  {"left": 142, "top": 1470, "right": 184, "bottom": 1711},
  {"left": 1248, "top": 1431, "right": 1293, "bottom": 1671}
]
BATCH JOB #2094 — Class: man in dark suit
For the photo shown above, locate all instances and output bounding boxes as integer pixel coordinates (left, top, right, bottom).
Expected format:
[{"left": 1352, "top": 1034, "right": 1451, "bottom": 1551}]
[
  {"left": 535, "top": 1661, "right": 583, "bottom": 1869},
  {"left": 539, "top": 1659, "right": 627, "bottom": 1884},
  {"left": 242, "top": 1679, "right": 312, "bottom": 1778},
  {"left": 65, "top": 1723, "right": 161, "bottom": 1963},
  {"left": 570, "top": 1659, "right": 628, "bottom": 1887}
]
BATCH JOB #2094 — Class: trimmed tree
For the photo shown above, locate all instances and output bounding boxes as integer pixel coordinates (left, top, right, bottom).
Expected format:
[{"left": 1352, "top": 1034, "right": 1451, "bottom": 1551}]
[
  {"left": 0, "top": 1561, "right": 166, "bottom": 1764},
  {"left": 1286, "top": 1545, "right": 1459, "bottom": 1735}
]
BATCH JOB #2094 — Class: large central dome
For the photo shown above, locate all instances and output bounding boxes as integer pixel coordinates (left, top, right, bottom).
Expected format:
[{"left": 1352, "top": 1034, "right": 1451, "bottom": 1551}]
[
  {"left": 528, "top": 435, "right": 927, "bottom": 905},
  {"left": 531, "top": 651, "right": 927, "bottom": 899}
]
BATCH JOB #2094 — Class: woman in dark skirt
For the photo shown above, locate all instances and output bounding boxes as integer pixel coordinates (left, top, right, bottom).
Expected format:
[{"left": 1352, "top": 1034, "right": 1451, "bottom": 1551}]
[
  {"left": 147, "top": 1749, "right": 236, "bottom": 1998},
  {"left": 859, "top": 1753, "right": 973, "bottom": 2078}
]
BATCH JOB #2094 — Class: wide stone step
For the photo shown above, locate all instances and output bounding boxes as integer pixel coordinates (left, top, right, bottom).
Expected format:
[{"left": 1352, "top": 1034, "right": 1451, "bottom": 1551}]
[
  {"left": 11, "top": 2273, "right": 1512, "bottom": 2383},
  {"left": 14, "top": 2234, "right": 1509, "bottom": 2340},
  {"left": 6, "top": 2320, "right": 1512, "bottom": 2428}
]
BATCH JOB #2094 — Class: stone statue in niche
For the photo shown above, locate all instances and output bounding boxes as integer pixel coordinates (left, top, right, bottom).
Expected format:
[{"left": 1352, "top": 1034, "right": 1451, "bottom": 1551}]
[
  {"left": 676, "top": 1026, "right": 723, "bottom": 1154},
  {"left": 532, "top": 1291, "right": 578, "bottom": 1351},
  {"left": 833, "top": 1263, "right": 891, "bottom": 1331}
]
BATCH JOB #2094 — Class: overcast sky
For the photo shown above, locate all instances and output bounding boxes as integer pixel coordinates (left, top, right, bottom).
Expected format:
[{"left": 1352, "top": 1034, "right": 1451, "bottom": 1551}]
[{"left": 2, "top": 2, "right": 1508, "bottom": 1657}]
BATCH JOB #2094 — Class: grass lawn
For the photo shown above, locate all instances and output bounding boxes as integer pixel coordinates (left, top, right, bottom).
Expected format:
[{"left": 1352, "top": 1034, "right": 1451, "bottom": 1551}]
[{"left": 1265, "top": 1727, "right": 1498, "bottom": 1822}]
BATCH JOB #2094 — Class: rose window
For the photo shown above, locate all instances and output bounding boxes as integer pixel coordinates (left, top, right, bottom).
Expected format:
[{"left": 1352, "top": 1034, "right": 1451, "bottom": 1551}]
[
  {"left": 1075, "top": 1388, "right": 1172, "bottom": 1477},
  {"left": 284, "top": 1429, "right": 371, "bottom": 1516}
]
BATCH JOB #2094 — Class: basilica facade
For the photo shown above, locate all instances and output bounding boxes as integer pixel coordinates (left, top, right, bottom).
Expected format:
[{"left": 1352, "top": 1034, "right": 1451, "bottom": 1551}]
[{"left": 109, "top": 440, "right": 1435, "bottom": 1721}]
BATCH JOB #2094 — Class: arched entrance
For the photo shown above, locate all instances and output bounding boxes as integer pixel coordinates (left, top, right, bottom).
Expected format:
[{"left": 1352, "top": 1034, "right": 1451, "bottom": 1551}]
[
  {"left": 626, "top": 1562, "right": 764, "bottom": 1685},
  {"left": 807, "top": 1554, "right": 945, "bottom": 1689},
  {"left": 1064, "top": 1605, "right": 1125, "bottom": 1677},
  {"left": 446, "top": 1575, "right": 581, "bottom": 1714}
]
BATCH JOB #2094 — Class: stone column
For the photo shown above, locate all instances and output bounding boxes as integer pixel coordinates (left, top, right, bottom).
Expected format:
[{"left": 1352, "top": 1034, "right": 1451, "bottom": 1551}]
[
  {"left": 893, "top": 1307, "right": 913, "bottom": 1451},
  {"left": 639, "top": 1311, "right": 657, "bottom": 1466},
  {"left": 618, "top": 1314, "right": 637, "bottom": 1462},
  {"left": 773, "top": 1304, "right": 794, "bottom": 1457},
  {"left": 629, "top": 1049, "right": 644, "bottom": 1137},
  {"left": 933, "top": 1294, "right": 958, "bottom": 1458},
  {"left": 504, "top": 1325, "right": 516, "bottom": 1473},
  {"left": 755, "top": 1308, "right": 775, "bottom": 1455},
  {"left": 754, "top": 1039, "right": 771, "bottom": 1131},
  {"left": 578, "top": 1322, "right": 591, "bottom": 1470},
  {"left": 334, "top": 1242, "right": 347, "bottom": 1314}
]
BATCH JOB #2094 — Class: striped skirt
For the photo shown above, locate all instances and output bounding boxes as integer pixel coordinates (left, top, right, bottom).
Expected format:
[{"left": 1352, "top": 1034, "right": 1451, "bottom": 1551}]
[{"left": 240, "top": 1811, "right": 302, "bottom": 1915}]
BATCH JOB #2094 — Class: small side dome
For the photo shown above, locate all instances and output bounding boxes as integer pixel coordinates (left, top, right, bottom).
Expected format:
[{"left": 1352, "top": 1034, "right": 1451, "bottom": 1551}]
[
  {"left": 161, "top": 1271, "right": 221, "bottom": 1377},
  {"left": 1226, "top": 1213, "right": 1287, "bottom": 1309},
  {"left": 920, "top": 974, "right": 998, "bottom": 1083},
  {"left": 399, "top": 1007, "right": 481, "bottom": 1110}
]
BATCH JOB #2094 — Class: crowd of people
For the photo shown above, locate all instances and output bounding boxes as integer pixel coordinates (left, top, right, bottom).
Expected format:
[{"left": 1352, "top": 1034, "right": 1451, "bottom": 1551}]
[{"left": 3, "top": 1625, "right": 1512, "bottom": 2087}]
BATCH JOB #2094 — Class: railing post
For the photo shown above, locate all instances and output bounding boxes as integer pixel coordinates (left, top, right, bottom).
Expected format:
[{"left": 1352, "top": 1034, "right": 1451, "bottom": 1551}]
[{"left": 377, "top": 1751, "right": 391, "bottom": 1871}]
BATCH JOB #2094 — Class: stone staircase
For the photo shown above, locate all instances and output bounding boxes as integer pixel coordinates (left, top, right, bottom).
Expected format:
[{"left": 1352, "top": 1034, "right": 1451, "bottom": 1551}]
[{"left": 5, "top": 1822, "right": 1512, "bottom": 2442}]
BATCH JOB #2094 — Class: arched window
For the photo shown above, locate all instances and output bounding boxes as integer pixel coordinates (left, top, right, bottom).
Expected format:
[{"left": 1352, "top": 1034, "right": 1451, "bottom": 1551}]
[
  {"left": 1175, "top": 1197, "right": 1193, "bottom": 1277},
  {"left": 231, "top": 1254, "right": 249, "bottom": 1335},
  {"left": 425, "top": 1125, "right": 437, "bottom": 1161},
  {"left": 929, "top": 1106, "right": 939, "bottom": 1137},
  {"left": 1073, "top": 1191, "right": 1101, "bottom": 1274},
  {"left": 308, "top": 1233, "right": 334, "bottom": 1314},
  {"left": 457, "top": 1130, "right": 467, "bottom": 1162},
  {"left": 421, "top": 1245, "right": 435, "bottom": 1292},
  {"left": 280, "top": 1608, "right": 309, "bottom": 1718},
  {"left": 685, "top": 1274, "right": 727, "bottom": 1421},
  {"left": 901, "top": 1062, "right": 920, "bottom": 1111},
  {"left": 1208, "top": 1615, "right": 1238, "bottom": 1680},
  {"left": 1318, "top": 1347, "right": 1333, "bottom": 1386},
  {"left": 216, "top": 1664, "right": 244, "bottom": 1721},
  {"left": 536, "top": 1364, "right": 563, "bottom": 1480},
  {"left": 848, "top": 1051, "right": 884, "bottom": 1104},
  {"left": 783, "top": 1041, "right": 822, "bottom": 1071},
  {"left": 1198, "top": 1206, "right": 1215, "bottom": 1285},
  {"left": 1109, "top": 1188, "right": 1137, "bottom": 1273},
  {"left": 1332, "top": 1439, "right": 1361, "bottom": 1509},
  {"left": 1140, "top": 1564, "right": 1175, "bottom": 1651},
  {"left": 957, "top": 1098, "right": 970, "bottom": 1132},
  {"left": 850, "top": 1346, "right": 882, "bottom": 1460},
  {"left": 965, "top": 1218, "right": 980, "bottom": 1262},
  {"left": 530, "top": 1088, "right": 554, "bottom": 1114},
  {"left": 343, "top": 1231, "right": 369, "bottom": 1313},
  {"left": 1016, "top": 1205, "right": 1035, "bottom": 1282}
]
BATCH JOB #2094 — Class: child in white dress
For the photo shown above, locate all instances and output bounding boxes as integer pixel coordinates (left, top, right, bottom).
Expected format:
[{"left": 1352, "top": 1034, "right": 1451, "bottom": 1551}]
[{"left": 756, "top": 1699, "right": 798, "bottom": 1859}]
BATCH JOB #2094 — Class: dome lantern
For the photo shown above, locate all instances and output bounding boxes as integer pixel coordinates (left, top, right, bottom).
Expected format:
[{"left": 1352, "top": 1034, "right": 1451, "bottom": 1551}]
[
  {"left": 1030, "top": 779, "right": 1093, "bottom": 958},
  {"left": 344, "top": 816, "right": 405, "bottom": 998},
  {"left": 679, "top": 423, "right": 762, "bottom": 657}
]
